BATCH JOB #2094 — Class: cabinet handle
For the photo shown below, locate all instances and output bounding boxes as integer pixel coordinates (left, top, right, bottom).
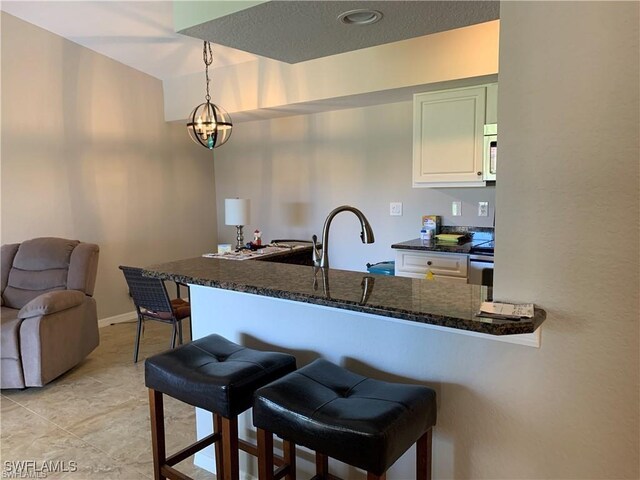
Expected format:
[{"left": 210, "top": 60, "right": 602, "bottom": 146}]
[
  {"left": 427, "top": 261, "right": 432, "bottom": 266},
  {"left": 477, "top": 171, "right": 482, "bottom": 176}
]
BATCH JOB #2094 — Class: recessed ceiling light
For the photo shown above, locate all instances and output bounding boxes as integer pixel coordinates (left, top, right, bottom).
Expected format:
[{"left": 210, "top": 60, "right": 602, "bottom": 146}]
[{"left": 338, "top": 9, "right": 383, "bottom": 26}]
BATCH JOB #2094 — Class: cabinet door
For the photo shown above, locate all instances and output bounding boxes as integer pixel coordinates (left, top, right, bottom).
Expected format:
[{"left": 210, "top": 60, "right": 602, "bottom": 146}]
[
  {"left": 413, "top": 86, "right": 486, "bottom": 187},
  {"left": 485, "top": 83, "right": 498, "bottom": 124}
]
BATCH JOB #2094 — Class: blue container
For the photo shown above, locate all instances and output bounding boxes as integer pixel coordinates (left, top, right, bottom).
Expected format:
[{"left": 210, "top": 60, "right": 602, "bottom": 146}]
[{"left": 366, "top": 261, "right": 395, "bottom": 276}]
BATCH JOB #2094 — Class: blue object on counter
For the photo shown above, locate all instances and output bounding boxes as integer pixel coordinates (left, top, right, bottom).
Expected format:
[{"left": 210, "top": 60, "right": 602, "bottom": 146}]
[{"left": 366, "top": 261, "right": 395, "bottom": 276}]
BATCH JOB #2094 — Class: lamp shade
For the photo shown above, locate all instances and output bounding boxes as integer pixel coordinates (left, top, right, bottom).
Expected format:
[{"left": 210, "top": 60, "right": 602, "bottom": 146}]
[{"left": 225, "top": 199, "right": 250, "bottom": 226}]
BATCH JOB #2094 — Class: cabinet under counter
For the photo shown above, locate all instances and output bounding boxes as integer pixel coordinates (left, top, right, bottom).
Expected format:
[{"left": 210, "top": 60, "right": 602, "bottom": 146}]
[{"left": 395, "top": 250, "right": 468, "bottom": 282}]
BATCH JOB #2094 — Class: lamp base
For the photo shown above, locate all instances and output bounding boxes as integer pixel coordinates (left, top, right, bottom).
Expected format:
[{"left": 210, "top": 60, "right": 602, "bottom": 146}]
[{"left": 235, "top": 225, "right": 244, "bottom": 250}]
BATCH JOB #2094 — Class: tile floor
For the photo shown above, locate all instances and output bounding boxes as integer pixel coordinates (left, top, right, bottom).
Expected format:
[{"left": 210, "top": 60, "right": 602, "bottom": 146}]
[{"left": 1, "top": 320, "right": 213, "bottom": 479}]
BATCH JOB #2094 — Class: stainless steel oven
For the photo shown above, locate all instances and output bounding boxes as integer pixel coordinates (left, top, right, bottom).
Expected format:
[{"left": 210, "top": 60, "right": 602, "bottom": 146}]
[
  {"left": 469, "top": 254, "right": 494, "bottom": 286},
  {"left": 483, "top": 123, "right": 497, "bottom": 181}
]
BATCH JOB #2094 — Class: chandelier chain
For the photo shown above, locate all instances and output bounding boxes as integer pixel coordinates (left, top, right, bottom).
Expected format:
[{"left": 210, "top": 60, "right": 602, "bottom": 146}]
[{"left": 203, "top": 41, "right": 213, "bottom": 102}]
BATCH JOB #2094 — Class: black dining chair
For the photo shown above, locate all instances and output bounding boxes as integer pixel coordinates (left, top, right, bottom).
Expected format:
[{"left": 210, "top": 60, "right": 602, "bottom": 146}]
[{"left": 119, "top": 266, "right": 191, "bottom": 363}]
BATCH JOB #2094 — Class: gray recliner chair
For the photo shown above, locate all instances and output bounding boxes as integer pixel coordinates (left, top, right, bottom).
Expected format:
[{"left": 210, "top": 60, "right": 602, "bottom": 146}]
[{"left": 1, "top": 237, "right": 99, "bottom": 388}]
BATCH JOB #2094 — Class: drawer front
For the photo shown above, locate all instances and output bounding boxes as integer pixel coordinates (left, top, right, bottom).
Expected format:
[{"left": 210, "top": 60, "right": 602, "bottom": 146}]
[
  {"left": 396, "top": 270, "right": 468, "bottom": 282},
  {"left": 395, "top": 251, "right": 468, "bottom": 278}
]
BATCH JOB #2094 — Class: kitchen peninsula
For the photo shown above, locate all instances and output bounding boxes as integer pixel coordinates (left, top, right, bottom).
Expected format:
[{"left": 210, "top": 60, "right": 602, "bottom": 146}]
[
  {"left": 143, "top": 256, "right": 545, "bottom": 477},
  {"left": 144, "top": 256, "right": 545, "bottom": 336}
]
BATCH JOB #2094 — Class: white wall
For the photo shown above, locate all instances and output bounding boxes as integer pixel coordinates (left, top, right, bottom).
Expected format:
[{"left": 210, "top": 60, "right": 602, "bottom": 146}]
[
  {"left": 494, "top": 1, "right": 639, "bottom": 478},
  {"left": 1, "top": 13, "right": 218, "bottom": 319},
  {"left": 214, "top": 101, "right": 496, "bottom": 271}
]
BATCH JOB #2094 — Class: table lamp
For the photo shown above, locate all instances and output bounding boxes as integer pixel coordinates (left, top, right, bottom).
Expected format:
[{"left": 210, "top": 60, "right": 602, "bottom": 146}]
[{"left": 225, "top": 198, "right": 250, "bottom": 250}]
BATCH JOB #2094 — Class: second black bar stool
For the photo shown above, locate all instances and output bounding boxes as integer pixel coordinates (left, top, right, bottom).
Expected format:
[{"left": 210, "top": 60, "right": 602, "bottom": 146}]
[
  {"left": 145, "top": 334, "right": 297, "bottom": 480},
  {"left": 253, "top": 359, "right": 437, "bottom": 480}
]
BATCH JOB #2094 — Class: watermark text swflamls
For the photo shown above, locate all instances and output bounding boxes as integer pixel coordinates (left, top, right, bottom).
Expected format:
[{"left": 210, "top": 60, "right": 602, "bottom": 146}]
[{"left": 2, "top": 460, "right": 78, "bottom": 478}]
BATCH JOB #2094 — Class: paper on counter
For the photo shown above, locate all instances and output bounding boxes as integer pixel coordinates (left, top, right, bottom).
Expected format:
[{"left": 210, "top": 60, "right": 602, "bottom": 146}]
[
  {"left": 202, "top": 246, "right": 297, "bottom": 261},
  {"left": 479, "top": 302, "right": 534, "bottom": 319}
]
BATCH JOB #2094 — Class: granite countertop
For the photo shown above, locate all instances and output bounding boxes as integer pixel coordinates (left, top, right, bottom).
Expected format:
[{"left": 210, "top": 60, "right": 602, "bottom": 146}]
[
  {"left": 144, "top": 257, "right": 545, "bottom": 336},
  {"left": 391, "top": 238, "right": 480, "bottom": 254}
]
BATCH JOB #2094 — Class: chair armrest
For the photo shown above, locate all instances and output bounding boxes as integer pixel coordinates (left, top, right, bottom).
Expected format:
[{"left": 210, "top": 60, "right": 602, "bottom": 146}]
[{"left": 18, "top": 290, "right": 86, "bottom": 319}]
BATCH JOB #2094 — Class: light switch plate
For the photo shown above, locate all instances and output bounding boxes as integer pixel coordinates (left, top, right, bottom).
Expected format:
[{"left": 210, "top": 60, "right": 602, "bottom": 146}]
[
  {"left": 452, "top": 201, "right": 462, "bottom": 216},
  {"left": 390, "top": 202, "right": 403, "bottom": 216},
  {"left": 478, "top": 202, "right": 489, "bottom": 217}
]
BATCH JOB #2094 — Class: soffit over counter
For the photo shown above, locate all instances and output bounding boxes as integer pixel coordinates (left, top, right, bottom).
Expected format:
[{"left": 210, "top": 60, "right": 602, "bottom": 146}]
[{"left": 163, "top": 20, "right": 500, "bottom": 123}]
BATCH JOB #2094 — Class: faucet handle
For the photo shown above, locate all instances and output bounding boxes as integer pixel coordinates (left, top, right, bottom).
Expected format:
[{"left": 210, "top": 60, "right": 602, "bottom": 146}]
[{"left": 312, "top": 235, "right": 321, "bottom": 267}]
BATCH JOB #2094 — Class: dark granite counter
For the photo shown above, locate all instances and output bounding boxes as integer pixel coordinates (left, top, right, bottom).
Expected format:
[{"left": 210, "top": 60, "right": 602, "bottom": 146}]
[
  {"left": 144, "top": 257, "right": 545, "bottom": 336},
  {"left": 391, "top": 238, "right": 479, "bottom": 254}
]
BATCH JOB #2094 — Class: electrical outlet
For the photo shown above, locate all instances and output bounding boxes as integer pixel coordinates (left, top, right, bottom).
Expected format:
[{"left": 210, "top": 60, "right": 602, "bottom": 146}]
[
  {"left": 452, "top": 201, "right": 462, "bottom": 216},
  {"left": 478, "top": 202, "right": 489, "bottom": 217},
  {"left": 390, "top": 202, "right": 403, "bottom": 216}
]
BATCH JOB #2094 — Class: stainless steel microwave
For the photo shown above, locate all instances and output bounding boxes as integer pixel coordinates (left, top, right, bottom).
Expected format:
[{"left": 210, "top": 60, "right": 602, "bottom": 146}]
[{"left": 483, "top": 124, "right": 497, "bottom": 181}]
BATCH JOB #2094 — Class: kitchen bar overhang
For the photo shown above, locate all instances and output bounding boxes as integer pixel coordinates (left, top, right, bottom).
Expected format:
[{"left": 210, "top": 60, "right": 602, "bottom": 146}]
[{"left": 143, "top": 256, "right": 545, "bottom": 336}]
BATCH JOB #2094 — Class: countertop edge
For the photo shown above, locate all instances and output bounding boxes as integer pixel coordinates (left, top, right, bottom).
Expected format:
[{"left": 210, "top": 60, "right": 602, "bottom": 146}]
[{"left": 143, "top": 264, "right": 545, "bottom": 336}]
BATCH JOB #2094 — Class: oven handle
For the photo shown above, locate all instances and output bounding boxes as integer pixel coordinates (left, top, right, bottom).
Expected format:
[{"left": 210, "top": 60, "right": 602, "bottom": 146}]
[{"left": 469, "top": 256, "right": 494, "bottom": 264}]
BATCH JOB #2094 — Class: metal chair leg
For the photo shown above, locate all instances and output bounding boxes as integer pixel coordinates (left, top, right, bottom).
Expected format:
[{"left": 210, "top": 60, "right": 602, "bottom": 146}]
[
  {"left": 134, "top": 314, "right": 143, "bottom": 363},
  {"left": 170, "top": 322, "right": 177, "bottom": 349}
]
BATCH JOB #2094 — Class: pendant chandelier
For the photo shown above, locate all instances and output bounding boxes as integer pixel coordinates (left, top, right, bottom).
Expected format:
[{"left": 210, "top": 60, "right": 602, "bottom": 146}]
[{"left": 187, "top": 41, "right": 232, "bottom": 149}]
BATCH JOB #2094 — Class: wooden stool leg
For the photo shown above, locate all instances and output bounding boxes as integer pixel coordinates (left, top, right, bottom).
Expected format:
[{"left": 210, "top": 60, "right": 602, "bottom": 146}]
[
  {"left": 257, "top": 428, "right": 274, "bottom": 480},
  {"left": 221, "top": 416, "right": 240, "bottom": 480},
  {"left": 417, "top": 428, "right": 433, "bottom": 480},
  {"left": 214, "top": 413, "right": 225, "bottom": 480},
  {"left": 148, "top": 389, "right": 166, "bottom": 480},
  {"left": 283, "top": 440, "right": 296, "bottom": 480},
  {"left": 367, "top": 473, "right": 386, "bottom": 480},
  {"left": 315, "top": 452, "right": 329, "bottom": 479}
]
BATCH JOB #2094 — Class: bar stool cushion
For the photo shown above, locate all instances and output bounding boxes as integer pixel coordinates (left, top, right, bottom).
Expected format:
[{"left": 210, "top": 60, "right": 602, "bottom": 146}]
[
  {"left": 253, "top": 359, "right": 437, "bottom": 475},
  {"left": 145, "top": 334, "right": 296, "bottom": 418}
]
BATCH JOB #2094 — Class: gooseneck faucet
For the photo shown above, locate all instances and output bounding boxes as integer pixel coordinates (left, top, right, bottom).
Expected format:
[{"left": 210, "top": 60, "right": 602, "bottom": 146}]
[{"left": 312, "top": 205, "right": 375, "bottom": 269}]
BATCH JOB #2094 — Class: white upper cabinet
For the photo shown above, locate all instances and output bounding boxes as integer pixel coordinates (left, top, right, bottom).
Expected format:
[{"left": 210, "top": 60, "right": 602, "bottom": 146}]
[
  {"left": 413, "top": 85, "right": 495, "bottom": 188},
  {"left": 485, "top": 83, "right": 498, "bottom": 125}
]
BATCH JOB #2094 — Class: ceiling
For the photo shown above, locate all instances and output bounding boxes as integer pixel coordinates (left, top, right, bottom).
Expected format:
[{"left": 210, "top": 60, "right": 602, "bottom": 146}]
[
  {"left": 1, "top": 1, "right": 499, "bottom": 79},
  {"left": 0, "top": 1, "right": 259, "bottom": 80},
  {"left": 180, "top": 1, "right": 500, "bottom": 64}
]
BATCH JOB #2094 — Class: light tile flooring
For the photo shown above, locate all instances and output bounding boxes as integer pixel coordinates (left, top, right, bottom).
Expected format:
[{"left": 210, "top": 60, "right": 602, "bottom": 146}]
[{"left": 1, "top": 321, "right": 213, "bottom": 479}]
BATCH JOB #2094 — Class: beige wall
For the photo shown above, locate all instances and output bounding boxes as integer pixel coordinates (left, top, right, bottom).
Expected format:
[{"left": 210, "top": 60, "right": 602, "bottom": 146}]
[
  {"left": 1, "top": 13, "right": 218, "bottom": 319},
  {"left": 214, "top": 101, "right": 496, "bottom": 271},
  {"left": 494, "top": 1, "right": 639, "bottom": 478}
]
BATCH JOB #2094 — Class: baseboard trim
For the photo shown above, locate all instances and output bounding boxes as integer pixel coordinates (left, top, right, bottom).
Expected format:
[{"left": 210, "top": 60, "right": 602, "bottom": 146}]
[{"left": 98, "top": 310, "right": 137, "bottom": 328}]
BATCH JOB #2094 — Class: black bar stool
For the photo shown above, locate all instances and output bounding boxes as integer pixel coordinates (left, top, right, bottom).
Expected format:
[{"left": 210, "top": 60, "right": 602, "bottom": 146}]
[
  {"left": 253, "top": 359, "right": 437, "bottom": 480},
  {"left": 145, "top": 334, "right": 297, "bottom": 480}
]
